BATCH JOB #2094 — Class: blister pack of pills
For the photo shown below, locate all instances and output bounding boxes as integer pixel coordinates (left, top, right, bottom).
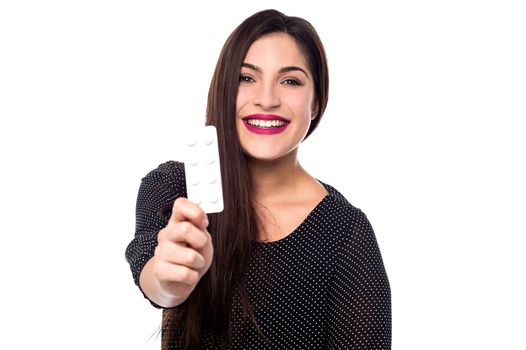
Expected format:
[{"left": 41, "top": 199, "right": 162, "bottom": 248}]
[{"left": 183, "top": 126, "right": 224, "bottom": 213}]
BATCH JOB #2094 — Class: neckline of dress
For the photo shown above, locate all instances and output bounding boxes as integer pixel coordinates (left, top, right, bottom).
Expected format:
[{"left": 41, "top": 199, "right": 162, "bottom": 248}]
[{"left": 255, "top": 182, "right": 333, "bottom": 246}]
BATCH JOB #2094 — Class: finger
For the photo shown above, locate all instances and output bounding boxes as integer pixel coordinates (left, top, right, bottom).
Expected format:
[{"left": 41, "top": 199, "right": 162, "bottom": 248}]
[
  {"left": 160, "top": 221, "right": 209, "bottom": 249},
  {"left": 155, "top": 243, "right": 206, "bottom": 270},
  {"left": 169, "top": 221, "right": 209, "bottom": 249},
  {"left": 154, "top": 260, "right": 200, "bottom": 285},
  {"left": 171, "top": 197, "right": 209, "bottom": 229}
]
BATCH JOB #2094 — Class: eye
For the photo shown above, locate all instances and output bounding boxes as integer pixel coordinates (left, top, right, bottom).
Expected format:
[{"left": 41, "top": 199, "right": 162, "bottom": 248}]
[
  {"left": 282, "top": 78, "right": 302, "bottom": 86},
  {"left": 239, "top": 74, "right": 255, "bottom": 83}
]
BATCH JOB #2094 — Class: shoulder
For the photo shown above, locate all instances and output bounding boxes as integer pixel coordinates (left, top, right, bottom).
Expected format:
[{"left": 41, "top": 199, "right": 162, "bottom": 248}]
[
  {"left": 142, "top": 160, "right": 185, "bottom": 184},
  {"left": 140, "top": 160, "right": 186, "bottom": 193},
  {"left": 318, "top": 182, "right": 385, "bottom": 268},
  {"left": 317, "top": 181, "right": 374, "bottom": 241},
  {"left": 137, "top": 161, "right": 187, "bottom": 209},
  {"left": 319, "top": 181, "right": 366, "bottom": 221}
]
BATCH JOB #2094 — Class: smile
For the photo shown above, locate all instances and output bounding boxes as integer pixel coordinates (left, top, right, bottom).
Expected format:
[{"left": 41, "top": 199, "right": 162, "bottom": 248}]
[
  {"left": 246, "top": 119, "right": 287, "bottom": 128},
  {"left": 242, "top": 114, "right": 290, "bottom": 135}
]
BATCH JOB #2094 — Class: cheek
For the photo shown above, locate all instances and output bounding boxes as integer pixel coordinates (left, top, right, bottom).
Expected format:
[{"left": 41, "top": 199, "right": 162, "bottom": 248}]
[
  {"left": 236, "top": 88, "right": 251, "bottom": 114},
  {"left": 287, "top": 91, "right": 314, "bottom": 117}
]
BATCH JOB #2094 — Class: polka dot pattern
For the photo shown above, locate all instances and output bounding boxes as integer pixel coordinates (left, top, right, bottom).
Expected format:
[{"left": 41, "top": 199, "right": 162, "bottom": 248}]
[{"left": 126, "top": 161, "right": 391, "bottom": 349}]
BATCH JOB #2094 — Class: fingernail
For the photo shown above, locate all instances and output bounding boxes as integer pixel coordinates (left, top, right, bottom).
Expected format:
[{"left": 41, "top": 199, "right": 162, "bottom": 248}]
[{"left": 202, "top": 218, "right": 209, "bottom": 229}]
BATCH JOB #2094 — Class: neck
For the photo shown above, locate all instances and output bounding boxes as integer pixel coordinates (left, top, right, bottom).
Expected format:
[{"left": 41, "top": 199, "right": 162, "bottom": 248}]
[{"left": 248, "top": 149, "right": 305, "bottom": 204}]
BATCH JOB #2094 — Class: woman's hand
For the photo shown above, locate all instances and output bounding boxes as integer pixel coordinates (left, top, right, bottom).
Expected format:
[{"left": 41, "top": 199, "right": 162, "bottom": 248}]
[{"left": 140, "top": 197, "right": 213, "bottom": 308}]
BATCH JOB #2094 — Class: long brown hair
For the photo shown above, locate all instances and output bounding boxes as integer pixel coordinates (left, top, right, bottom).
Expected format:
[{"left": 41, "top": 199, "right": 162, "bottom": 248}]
[{"left": 162, "top": 9, "right": 329, "bottom": 349}]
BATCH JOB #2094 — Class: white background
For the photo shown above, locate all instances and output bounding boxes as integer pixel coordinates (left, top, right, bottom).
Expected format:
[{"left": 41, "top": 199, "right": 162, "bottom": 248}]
[{"left": 1, "top": 1, "right": 525, "bottom": 349}]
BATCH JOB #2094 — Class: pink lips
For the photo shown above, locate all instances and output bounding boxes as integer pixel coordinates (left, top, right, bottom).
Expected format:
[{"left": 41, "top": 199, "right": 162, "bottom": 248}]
[{"left": 242, "top": 114, "right": 290, "bottom": 135}]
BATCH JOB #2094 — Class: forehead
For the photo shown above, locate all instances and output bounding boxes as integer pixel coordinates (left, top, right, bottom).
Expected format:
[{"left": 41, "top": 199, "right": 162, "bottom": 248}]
[{"left": 243, "top": 33, "right": 308, "bottom": 68}]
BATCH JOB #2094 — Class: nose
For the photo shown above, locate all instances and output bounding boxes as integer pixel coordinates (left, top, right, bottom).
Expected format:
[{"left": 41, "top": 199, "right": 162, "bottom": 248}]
[{"left": 253, "top": 82, "right": 280, "bottom": 110}]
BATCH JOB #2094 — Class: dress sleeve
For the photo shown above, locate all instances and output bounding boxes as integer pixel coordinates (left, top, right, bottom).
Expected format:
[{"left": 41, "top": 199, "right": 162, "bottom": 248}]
[
  {"left": 326, "top": 209, "right": 391, "bottom": 349},
  {"left": 125, "top": 161, "right": 186, "bottom": 306}
]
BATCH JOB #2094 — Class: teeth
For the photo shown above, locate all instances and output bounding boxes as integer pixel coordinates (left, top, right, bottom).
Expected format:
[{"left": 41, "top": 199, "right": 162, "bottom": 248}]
[{"left": 246, "top": 119, "right": 287, "bottom": 128}]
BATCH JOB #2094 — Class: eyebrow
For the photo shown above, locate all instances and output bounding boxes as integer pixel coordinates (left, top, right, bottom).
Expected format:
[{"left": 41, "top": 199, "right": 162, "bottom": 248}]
[{"left": 241, "top": 63, "right": 309, "bottom": 78}]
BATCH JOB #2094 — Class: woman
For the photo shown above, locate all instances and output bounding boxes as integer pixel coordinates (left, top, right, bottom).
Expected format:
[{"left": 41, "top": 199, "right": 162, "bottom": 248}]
[{"left": 126, "top": 9, "right": 391, "bottom": 349}]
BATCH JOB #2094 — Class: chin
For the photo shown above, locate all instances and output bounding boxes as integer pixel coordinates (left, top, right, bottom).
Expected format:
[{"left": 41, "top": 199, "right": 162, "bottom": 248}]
[
  {"left": 245, "top": 153, "right": 281, "bottom": 162},
  {"left": 243, "top": 147, "right": 295, "bottom": 163}
]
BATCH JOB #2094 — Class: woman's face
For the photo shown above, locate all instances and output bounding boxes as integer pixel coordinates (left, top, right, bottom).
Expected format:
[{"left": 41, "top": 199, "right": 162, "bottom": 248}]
[{"left": 236, "top": 33, "right": 317, "bottom": 162}]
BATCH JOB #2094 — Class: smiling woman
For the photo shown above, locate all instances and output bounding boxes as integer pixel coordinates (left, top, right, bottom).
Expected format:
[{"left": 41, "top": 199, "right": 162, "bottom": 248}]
[{"left": 125, "top": 9, "right": 391, "bottom": 349}]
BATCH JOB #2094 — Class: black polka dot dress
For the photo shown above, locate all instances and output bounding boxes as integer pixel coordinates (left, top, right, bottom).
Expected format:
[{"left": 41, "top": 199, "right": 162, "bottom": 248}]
[{"left": 126, "top": 161, "right": 391, "bottom": 349}]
